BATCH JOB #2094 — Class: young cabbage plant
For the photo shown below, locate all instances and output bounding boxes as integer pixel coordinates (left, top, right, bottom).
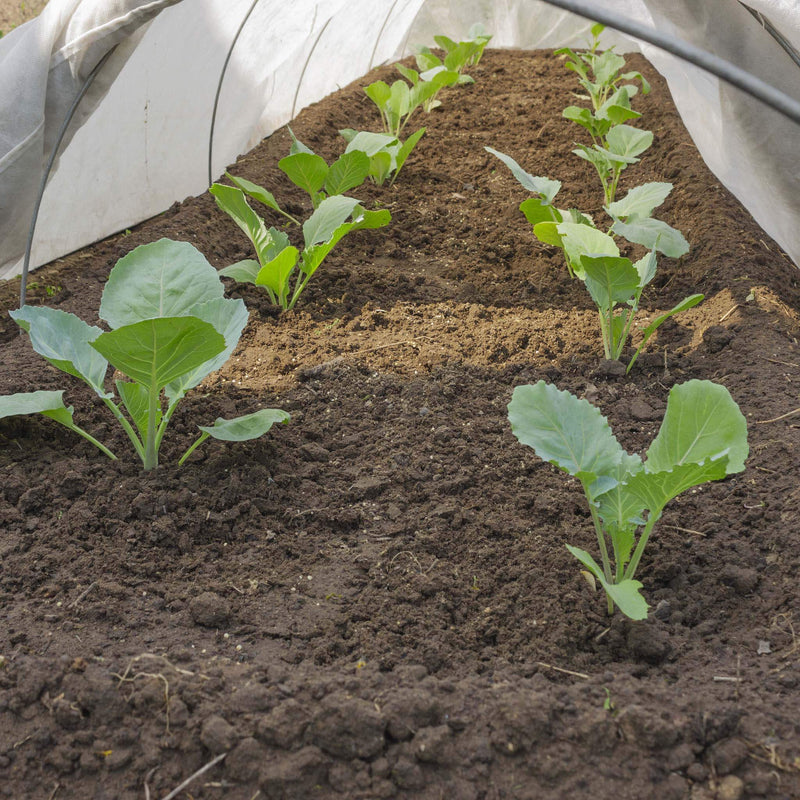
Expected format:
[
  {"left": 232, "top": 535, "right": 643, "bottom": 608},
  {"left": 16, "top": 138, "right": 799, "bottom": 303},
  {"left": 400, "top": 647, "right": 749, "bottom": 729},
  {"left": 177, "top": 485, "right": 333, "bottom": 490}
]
[
  {"left": 508, "top": 379, "right": 748, "bottom": 620},
  {"left": 364, "top": 69, "right": 457, "bottom": 137},
  {"left": 338, "top": 128, "right": 426, "bottom": 186},
  {"left": 210, "top": 179, "right": 390, "bottom": 310},
  {"left": 1, "top": 239, "right": 289, "bottom": 470}
]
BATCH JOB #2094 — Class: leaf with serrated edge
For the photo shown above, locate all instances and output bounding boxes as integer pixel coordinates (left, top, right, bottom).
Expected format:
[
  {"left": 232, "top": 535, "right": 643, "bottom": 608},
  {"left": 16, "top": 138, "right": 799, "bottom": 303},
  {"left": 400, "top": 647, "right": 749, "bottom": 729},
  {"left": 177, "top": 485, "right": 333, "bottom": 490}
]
[
  {"left": 582, "top": 255, "right": 640, "bottom": 309},
  {"left": 607, "top": 182, "right": 673, "bottom": 221},
  {"left": 325, "top": 151, "right": 370, "bottom": 196}
]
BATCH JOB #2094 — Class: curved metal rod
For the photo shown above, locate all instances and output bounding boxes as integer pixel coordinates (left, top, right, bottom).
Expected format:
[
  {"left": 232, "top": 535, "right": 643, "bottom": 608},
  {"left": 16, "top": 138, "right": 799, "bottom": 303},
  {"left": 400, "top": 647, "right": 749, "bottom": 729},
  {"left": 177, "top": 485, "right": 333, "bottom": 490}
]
[
  {"left": 20, "top": 45, "right": 118, "bottom": 308},
  {"left": 208, "top": 0, "right": 261, "bottom": 187},
  {"left": 291, "top": 16, "right": 332, "bottom": 120},
  {"left": 534, "top": 0, "right": 800, "bottom": 126},
  {"left": 740, "top": 3, "right": 800, "bottom": 70},
  {"left": 369, "top": 0, "right": 399, "bottom": 71}
]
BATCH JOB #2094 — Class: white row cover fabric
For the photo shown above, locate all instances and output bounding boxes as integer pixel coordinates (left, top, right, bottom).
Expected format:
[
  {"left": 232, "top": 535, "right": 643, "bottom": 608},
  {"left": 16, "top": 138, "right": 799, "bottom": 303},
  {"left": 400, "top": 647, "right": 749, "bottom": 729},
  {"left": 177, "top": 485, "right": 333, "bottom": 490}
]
[{"left": 0, "top": 0, "right": 798, "bottom": 279}]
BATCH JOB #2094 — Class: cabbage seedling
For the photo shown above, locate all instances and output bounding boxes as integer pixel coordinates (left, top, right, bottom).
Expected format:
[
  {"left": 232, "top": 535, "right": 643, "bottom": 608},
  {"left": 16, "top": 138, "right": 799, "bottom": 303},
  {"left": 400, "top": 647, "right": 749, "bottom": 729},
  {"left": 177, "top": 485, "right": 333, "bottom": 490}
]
[
  {"left": 338, "top": 128, "right": 426, "bottom": 186},
  {"left": 1, "top": 239, "right": 289, "bottom": 470},
  {"left": 508, "top": 379, "right": 748, "bottom": 619},
  {"left": 211, "top": 177, "right": 390, "bottom": 310}
]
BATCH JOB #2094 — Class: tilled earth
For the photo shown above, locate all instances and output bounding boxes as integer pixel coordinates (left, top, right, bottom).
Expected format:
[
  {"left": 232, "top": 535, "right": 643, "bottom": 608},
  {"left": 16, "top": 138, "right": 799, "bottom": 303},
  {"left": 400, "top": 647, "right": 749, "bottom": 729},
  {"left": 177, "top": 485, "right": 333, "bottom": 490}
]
[{"left": 1, "top": 49, "right": 799, "bottom": 800}]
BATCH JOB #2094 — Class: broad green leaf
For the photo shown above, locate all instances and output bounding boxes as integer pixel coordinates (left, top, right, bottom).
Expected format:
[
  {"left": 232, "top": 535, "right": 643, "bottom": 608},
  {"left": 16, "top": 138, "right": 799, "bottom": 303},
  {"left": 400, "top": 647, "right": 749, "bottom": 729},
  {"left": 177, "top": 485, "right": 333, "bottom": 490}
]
[
  {"left": 219, "top": 259, "right": 261, "bottom": 284},
  {"left": 638, "top": 294, "right": 704, "bottom": 343},
  {"left": 166, "top": 297, "right": 249, "bottom": 401},
  {"left": 485, "top": 147, "right": 561, "bottom": 201},
  {"left": 364, "top": 80, "right": 391, "bottom": 111},
  {"left": 278, "top": 152, "right": 329, "bottom": 198},
  {"left": 92, "top": 317, "right": 225, "bottom": 391},
  {"left": 199, "top": 408, "right": 291, "bottom": 441},
  {"left": 624, "top": 457, "right": 730, "bottom": 517},
  {"left": 521, "top": 197, "right": 562, "bottom": 227},
  {"left": 573, "top": 145, "right": 616, "bottom": 171},
  {"left": 0, "top": 390, "right": 74, "bottom": 428},
  {"left": 11, "top": 306, "right": 108, "bottom": 395},
  {"left": 594, "top": 50, "right": 626, "bottom": 85},
  {"left": 612, "top": 218, "right": 690, "bottom": 258},
  {"left": 343, "top": 130, "right": 398, "bottom": 156},
  {"left": 607, "top": 182, "right": 673, "bottom": 221},
  {"left": 508, "top": 381, "right": 626, "bottom": 484},
  {"left": 388, "top": 79, "right": 410, "bottom": 124},
  {"left": 582, "top": 255, "right": 640, "bottom": 310},
  {"left": 605, "top": 125, "right": 653, "bottom": 160},
  {"left": 600, "top": 103, "right": 642, "bottom": 126},
  {"left": 566, "top": 545, "right": 648, "bottom": 620},
  {"left": 100, "top": 239, "right": 223, "bottom": 329},
  {"left": 302, "top": 195, "right": 360, "bottom": 247},
  {"left": 562, "top": 105, "right": 597, "bottom": 134},
  {"left": 226, "top": 174, "right": 285, "bottom": 215},
  {"left": 301, "top": 207, "right": 390, "bottom": 278},
  {"left": 621, "top": 70, "right": 650, "bottom": 93},
  {"left": 433, "top": 34, "right": 458, "bottom": 51},
  {"left": 117, "top": 380, "right": 157, "bottom": 439},
  {"left": 256, "top": 246, "right": 299, "bottom": 296},
  {"left": 645, "top": 380, "right": 749, "bottom": 474},
  {"left": 325, "top": 150, "right": 370, "bottom": 196},
  {"left": 559, "top": 223, "right": 618, "bottom": 279}
]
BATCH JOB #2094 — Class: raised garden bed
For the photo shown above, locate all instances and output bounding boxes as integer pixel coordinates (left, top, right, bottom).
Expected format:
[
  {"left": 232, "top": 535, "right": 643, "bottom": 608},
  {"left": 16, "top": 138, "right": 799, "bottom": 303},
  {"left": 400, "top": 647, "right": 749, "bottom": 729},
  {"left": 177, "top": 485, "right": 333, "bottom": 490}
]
[{"left": 1, "top": 49, "right": 799, "bottom": 799}]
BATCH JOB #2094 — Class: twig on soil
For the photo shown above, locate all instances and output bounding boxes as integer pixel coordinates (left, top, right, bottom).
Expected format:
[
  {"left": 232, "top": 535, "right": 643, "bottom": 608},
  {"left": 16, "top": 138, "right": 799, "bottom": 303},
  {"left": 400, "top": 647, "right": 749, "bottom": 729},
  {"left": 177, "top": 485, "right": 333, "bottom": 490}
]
[
  {"left": 665, "top": 525, "right": 707, "bottom": 537},
  {"left": 763, "top": 357, "right": 800, "bottom": 369},
  {"left": 755, "top": 407, "right": 800, "bottom": 424},
  {"left": 536, "top": 661, "right": 590, "bottom": 680},
  {"left": 47, "top": 783, "right": 60, "bottom": 800},
  {"left": 68, "top": 581, "right": 97, "bottom": 608},
  {"left": 160, "top": 752, "right": 227, "bottom": 800},
  {"left": 719, "top": 304, "right": 739, "bottom": 322},
  {"left": 144, "top": 767, "right": 159, "bottom": 800}
]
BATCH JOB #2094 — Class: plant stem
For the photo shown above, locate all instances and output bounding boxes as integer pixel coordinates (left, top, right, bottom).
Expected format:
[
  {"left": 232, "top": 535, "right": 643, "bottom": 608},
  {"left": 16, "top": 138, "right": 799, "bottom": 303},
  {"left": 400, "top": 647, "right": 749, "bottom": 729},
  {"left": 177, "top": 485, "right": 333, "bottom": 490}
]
[
  {"left": 101, "top": 396, "right": 144, "bottom": 461},
  {"left": 624, "top": 508, "right": 662, "bottom": 581},
  {"left": 588, "top": 502, "right": 613, "bottom": 583},
  {"left": 142, "top": 384, "right": 160, "bottom": 471},
  {"left": 66, "top": 423, "right": 117, "bottom": 460},
  {"left": 178, "top": 432, "right": 210, "bottom": 466}
]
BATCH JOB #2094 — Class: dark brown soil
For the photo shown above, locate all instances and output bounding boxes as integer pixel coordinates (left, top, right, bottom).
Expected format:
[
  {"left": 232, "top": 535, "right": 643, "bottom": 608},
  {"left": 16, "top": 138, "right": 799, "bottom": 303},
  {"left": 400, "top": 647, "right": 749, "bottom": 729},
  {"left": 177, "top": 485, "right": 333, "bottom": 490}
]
[{"left": 1, "top": 49, "right": 800, "bottom": 800}]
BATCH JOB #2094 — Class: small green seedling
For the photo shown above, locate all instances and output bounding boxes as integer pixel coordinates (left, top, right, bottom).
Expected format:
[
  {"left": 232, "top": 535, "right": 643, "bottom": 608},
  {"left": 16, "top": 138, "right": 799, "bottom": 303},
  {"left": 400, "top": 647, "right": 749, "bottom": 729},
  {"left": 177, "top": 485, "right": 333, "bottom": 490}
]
[
  {"left": 508, "top": 379, "right": 748, "bottom": 619},
  {"left": 364, "top": 69, "right": 457, "bottom": 137},
  {"left": 0, "top": 239, "right": 289, "bottom": 470},
  {"left": 412, "top": 24, "right": 492, "bottom": 110},
  {"left": 210, "top": 135, "right": 391, "bottom": 310},
  {"left": 338, "top": 128, "right": 426, "bottom": 186},
  {"left": 486, "top": 148, "right": 696, "bottom": 369}
]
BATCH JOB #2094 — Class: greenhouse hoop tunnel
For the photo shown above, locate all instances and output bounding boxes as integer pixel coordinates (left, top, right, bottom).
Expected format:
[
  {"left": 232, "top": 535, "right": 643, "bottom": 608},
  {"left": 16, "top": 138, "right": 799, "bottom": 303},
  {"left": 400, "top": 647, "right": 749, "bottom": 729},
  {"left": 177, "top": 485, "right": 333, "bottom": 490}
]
[{"left": 20, "top": 1, "right": 800, "bottom": 310}]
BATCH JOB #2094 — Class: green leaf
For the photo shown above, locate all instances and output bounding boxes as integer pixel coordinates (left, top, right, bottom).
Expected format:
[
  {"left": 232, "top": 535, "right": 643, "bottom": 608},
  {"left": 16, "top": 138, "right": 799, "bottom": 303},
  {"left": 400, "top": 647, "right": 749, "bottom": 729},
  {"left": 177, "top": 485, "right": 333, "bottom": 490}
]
[
  {"left": 612, "top": 218, "right": 690, "bottom": 258},
  {"left": 508, "top": 381, "right": 626, "bottom": 485},
  {"left": 607, "top": 182, "right": 673, "bottom": 220},
  {"left": 165, "top": 297, "right": 249, "bottom": 401},
  {"left": 92, "top": 317, "right": 225, "bottom": 391},
  {"left": 278, "top": 152, "right": 329, "bottom": 198},
  {"left": 624, "top": 458, "right": 731, "bottom": 517},
  {"left": 433, "top": 34, "right": 457, "bottom": 52},
  {"left": 211, "top": 184, "right": 276, "bottom": 267},
  {"left": 301, "top": 207, "right": 391, "bottom": 278},
  {"left": 10, "top": 306, "right": 108, "bottom": 395},
  {"left": 0, "top": 390, "right": 74, "bottom": 427},
  {"left": 558, "top": 223, "right": 618, "bottom": 279},
  {"left": 325, "top": 150, "right": 370, "bottom": 196},
  {"left": 605, "top": 125, "right": 653, "bottom": 161},
  {"left": 100, "top": 239, "right": 224, "bottom": 329},
  {"left": 566, "top": 545, "right": 648, "bottom": 620},
  {"left": 594, "top": 50, "right": 627, "bottom": 85},
  {"left": 302, "top": 195, "right": 361, "bottom": 247},
  {"left": 645, "top": 380, "right": 749, "bottom": 475},
  {"left": 521, "top": 197, "right": 562, "bottom": 227},
  {"left": 582, "top": 255, "right": 640, "bottom": 309},
  {"left": 287, "top": 127, "right": 314, "bottom": 155},
  {"left": 117, "top": 380, "right": 158, "bottom": 439},
  {"left": 633, "top": 249, "right": 658, "bottom": 289},
  {"left": 343, "top": 130, "right": 398, "bottom": 156},
  {"left": 639, "top": 294, "right": 704, "bottom": 343},
  {"left": 256, "top": 246, "right": 299, "bottom": 297},
  {"left": 364, "top": 80, "right": 391, "bottom": 112},
  {"left": 394, "top": 63, "right": 420, "bottom": 85},
  {"left": 485, "top": 147, "right": 561, "bottom": 201},
  {"left": 226, "top": 174, "right": 285, "bottom": 216},
  {"left": 369, "top": 150, "right": 393, "bottom": 185},
  {"left": 219, "top": 259, "right": 261, "bottom": 284},
  {"left": 198, "top": 408, "right": 291, "bottom": 442},
  {"left": 394, "top": 127, "right": 426, "bottom": 177}
]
